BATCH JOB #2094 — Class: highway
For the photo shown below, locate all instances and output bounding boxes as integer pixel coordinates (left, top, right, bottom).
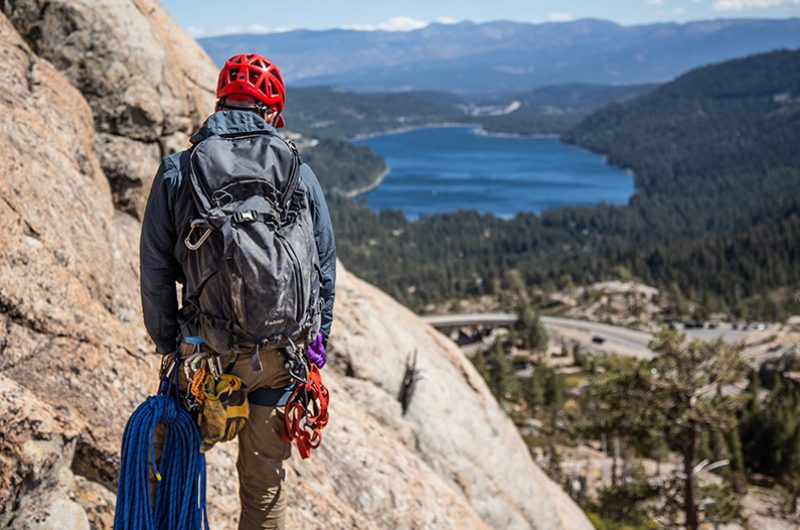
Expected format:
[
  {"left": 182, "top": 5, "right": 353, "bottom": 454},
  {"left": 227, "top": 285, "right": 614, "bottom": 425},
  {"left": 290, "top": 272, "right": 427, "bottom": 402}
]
[
  {"left": 421, "top": 313, "right": 517, "bottom": 328},
  {"left": 422, "top": 313, "right": 758, "bottom": 360},
  {"left": 421, "top": 313, "right": 656, "bottom": 358},
  {"left": 541, "top": 316, "right": 656, "bottom": 359}
]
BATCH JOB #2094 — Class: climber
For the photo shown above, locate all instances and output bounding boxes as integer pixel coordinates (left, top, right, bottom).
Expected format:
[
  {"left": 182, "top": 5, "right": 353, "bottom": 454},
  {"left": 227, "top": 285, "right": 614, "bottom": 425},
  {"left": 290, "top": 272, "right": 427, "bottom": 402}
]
[{"left": 139, "top": 53, "right": 336, "bottom": 530}]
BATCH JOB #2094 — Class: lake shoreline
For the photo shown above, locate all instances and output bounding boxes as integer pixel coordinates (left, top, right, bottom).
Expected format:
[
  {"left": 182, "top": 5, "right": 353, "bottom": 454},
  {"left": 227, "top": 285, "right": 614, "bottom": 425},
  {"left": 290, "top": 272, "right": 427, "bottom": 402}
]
[
  {"left": 351, "top": 122, "right": 565, "bottom": 142},
  {"left": 351, "top": 122, "right": 478, "bottom": 142},
  {"left": 473, "top": 129, "right": 560, "bottom": 139},
  {"left": 341, "top": 166, "right": 390, "bottom": 199}
]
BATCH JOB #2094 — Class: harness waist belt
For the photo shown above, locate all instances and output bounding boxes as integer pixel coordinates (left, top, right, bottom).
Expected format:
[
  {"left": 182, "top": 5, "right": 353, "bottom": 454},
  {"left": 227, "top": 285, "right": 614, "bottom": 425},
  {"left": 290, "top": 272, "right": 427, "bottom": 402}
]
[{"left": 248, "top": 385, "right": 295, "bottom": 407}]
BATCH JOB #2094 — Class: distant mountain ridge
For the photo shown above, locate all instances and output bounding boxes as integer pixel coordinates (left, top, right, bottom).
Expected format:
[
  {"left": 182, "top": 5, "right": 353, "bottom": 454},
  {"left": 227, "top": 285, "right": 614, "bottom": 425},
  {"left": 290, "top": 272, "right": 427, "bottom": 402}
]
[{"left": 199, "top": 18, "right": 800, "bottom": 92}]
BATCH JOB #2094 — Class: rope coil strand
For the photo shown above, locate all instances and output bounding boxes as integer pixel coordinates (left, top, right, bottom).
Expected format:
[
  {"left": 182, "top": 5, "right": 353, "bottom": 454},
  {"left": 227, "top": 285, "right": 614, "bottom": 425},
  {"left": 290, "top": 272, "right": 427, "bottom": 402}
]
[{"left": 114, "top": 394, "right": 209, "bottom": 530}]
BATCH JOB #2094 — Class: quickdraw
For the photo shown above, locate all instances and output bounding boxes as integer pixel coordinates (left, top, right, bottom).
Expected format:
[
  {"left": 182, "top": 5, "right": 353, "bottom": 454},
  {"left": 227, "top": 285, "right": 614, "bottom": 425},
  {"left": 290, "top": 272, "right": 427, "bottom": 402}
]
[
  {"left": 281, "top": 359, "right": 329, "bottom": 459},
  {"left": 189, "top": 367, "right": 209, "bottom": 405}
]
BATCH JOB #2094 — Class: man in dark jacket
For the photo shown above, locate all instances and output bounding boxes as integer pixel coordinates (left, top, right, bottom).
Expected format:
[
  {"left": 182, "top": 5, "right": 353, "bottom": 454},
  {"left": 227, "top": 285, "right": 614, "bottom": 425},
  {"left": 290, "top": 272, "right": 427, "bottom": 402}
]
[{"left": 139, "top": 53, "right": 335, "bottom": 530}]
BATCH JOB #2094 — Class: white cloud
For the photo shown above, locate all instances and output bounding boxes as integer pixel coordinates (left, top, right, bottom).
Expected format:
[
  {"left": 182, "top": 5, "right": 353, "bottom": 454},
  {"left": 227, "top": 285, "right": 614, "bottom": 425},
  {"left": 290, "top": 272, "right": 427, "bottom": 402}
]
[
  {"left": 647, "top": 0, "right": 665, "bottom": 5},
  {"left": 344, "top": 16, "right": 429, "bottom": 32},
  {"left": 187, "top": 24, "right": 294, "bottom": 37},
  {"left": 672, "top": 6, "right": 687, "bottom": 13},
  {"left": 547, "top": 12, "right": 575, "bottom": 22},
  {"left": 188, "top": 16, "right": 442, "bottom": 37},
  {"left": 714, "top": 0, "right": 800, "bottom": 9}
]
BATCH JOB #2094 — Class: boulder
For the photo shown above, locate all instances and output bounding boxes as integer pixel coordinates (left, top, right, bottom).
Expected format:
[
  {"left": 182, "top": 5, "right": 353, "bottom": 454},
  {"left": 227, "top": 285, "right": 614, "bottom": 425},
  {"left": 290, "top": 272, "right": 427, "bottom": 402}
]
[
  {"left": 0, "top": 374, "right": 89, "bottom": 529},
  {"left": 2, "top": 0, "right": 217, "bottom": 217}
]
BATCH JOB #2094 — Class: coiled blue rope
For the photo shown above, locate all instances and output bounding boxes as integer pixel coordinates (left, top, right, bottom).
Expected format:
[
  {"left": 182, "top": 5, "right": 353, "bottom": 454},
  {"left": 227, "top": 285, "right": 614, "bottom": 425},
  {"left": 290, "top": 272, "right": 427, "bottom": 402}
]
[{"left": 114, "top": 388, "right": 209, "bottom": 529}]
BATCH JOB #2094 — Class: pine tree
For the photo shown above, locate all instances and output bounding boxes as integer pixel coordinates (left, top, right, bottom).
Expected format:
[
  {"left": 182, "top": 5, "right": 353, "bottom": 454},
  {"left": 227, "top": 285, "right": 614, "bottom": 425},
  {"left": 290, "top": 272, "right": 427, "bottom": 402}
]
[
  {"left": 515, "top": 304, "right": 548, "bottom": 352},
  {"left": 648, "top": 331, "right": 748, "bottom": 529},
  {"left": 481, "top": 340, "right": 520, "bottom": 402},
  {"left": 586, "top": 330, "right": 748, "bottom": 530},
  {"left": 523, "top": 365, "right": 548, "bottom": 409}
]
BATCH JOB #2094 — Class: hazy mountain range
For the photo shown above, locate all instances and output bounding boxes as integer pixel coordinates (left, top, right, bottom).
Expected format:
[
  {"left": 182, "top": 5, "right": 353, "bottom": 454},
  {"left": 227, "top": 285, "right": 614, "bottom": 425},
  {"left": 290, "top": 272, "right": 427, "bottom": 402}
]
[{"left": 199, "top": 18, "right": 800, "bottom": 93}]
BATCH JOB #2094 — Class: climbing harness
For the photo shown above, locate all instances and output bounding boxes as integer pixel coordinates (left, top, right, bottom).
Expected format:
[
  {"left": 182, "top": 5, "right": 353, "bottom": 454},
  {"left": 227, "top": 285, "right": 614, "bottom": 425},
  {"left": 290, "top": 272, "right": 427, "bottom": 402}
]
[
  {"left": 114, "top": 355, "right": 208, "bottom": 530},
  {"left": 153, "top": 335, "right": 329, "bottom": 463},
  {"left": 281, "top": 344, "right": 329, "bottom": 459}
]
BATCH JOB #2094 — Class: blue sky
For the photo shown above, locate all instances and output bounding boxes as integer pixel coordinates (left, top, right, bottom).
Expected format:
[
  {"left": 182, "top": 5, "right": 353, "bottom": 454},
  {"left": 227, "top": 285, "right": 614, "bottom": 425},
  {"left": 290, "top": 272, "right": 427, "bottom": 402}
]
[{"left": 160, "top": 0, "right": 800, "bottom": 37}]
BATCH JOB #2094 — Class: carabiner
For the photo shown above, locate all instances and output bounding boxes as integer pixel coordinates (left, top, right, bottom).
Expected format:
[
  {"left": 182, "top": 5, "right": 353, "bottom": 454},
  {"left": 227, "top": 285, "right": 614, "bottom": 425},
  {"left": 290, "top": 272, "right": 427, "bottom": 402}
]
[{"left": 184, "top": 219, "right": 212, "bottom": 251}]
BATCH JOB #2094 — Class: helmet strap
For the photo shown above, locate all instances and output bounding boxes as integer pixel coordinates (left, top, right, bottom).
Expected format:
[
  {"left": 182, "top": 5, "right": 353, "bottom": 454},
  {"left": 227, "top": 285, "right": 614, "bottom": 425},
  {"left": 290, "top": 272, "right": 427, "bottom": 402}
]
[
  {"left": 217, "top": 98, "right": 278, "bottom": 124},
  {"left": 255, "top": 101, "right": 281, "bottom": 125}
]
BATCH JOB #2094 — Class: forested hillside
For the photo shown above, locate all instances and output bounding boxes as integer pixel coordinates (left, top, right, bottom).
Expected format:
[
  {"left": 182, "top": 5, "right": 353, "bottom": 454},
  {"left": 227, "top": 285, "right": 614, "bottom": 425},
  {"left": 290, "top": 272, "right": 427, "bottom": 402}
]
[
  {"left": 329, "top": 50, "right": 800, "bottom": 319},
  {"left": 286, "top": 88, "right": 463, "bottom": 138},
  {"left": 285, "top": 83, "right": 656, "bottom": 138},
  {"left": 302, "top": 135, "right": 386, "bottom": 195},
  {"left": 480, "top": 83, "right": 656, "bottom": 135}
]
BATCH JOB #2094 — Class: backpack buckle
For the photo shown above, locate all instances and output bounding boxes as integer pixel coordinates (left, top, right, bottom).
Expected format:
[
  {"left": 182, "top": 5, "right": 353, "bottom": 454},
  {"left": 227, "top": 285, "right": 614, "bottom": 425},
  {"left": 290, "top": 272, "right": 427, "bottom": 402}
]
[{"left": 233, "top": 210, "right": 257, "bottom": 224}]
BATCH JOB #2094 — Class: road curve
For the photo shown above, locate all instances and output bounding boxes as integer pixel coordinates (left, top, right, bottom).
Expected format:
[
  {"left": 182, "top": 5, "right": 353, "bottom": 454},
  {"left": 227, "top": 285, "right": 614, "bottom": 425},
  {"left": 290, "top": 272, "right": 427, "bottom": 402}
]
[
  {"left": 541, "top": 316, "right": 656, "bottom": 359},
  {"left": 422, "top": 313, "right": 762, "bottom": 360},
  {"left": 421, "top": 313, "right": 656, "bottom": 359}
]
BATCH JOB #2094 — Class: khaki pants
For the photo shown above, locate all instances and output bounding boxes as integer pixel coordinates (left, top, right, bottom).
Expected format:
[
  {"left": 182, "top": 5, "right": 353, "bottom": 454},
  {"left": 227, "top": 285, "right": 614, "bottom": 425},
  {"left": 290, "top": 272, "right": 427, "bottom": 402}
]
[{"left": 154, "top": 346, "right": 294, "bottom": 530}]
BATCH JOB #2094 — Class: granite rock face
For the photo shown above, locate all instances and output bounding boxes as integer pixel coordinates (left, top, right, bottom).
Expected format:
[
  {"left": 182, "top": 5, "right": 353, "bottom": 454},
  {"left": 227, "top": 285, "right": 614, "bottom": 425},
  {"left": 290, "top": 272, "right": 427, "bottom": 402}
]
[
  {"left": 2, "top": 0, "right": 218, "bottom": 217},
  {"left": 0, "top": 2, "right": 592, "bottom": 529}
]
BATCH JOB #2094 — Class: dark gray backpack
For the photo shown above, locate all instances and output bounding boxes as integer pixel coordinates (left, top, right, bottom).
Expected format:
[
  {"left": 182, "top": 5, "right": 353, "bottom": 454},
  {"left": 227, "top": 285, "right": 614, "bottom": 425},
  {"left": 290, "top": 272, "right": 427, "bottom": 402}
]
[{"left": 181, "top": 129, "right": 321, "bottom": 366}]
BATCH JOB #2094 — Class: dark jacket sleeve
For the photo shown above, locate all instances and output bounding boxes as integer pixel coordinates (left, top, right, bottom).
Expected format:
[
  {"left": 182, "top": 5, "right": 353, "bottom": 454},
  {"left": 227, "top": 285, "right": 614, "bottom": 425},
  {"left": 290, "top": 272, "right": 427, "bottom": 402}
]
[
  {"left": 140, "top": 158, "right": 182, "bottom": 354},
  {"left": 300, "top": 164, "right": 337, "bottom": 346}
]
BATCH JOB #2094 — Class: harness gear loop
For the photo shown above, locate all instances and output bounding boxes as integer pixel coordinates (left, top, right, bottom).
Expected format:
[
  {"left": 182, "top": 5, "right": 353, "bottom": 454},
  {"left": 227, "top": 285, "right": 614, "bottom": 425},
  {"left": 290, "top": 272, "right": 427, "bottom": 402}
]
[
  {"left": 283, "top": 338, "right": 309, "bottom": 384},
  {"left": 250, "top": 342, "right": 264, "bottom": 373},
  {"left": 281, "top": 362, "right": 329, "bottom": 459}
]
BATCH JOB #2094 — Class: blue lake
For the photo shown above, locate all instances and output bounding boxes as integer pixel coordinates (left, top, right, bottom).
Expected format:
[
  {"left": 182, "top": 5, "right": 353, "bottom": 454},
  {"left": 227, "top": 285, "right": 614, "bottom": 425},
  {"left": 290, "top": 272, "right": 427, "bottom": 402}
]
[{"left": 355, "top": 126, "right": 635, "bottom": 220}]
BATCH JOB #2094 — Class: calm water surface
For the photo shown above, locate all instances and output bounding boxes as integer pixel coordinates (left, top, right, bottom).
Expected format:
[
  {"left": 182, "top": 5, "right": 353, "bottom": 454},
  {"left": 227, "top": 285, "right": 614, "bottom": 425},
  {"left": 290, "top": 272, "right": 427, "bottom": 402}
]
[{"left": 355, "top": 126, "right": 634, "bottom": 219}]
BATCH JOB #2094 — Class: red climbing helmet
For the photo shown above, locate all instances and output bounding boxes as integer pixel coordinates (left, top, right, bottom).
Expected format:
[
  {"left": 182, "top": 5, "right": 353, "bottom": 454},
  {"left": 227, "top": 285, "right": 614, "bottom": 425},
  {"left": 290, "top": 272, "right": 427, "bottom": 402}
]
[{"left": 216, "top": 53, "right": 287, "bottom": 128}]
